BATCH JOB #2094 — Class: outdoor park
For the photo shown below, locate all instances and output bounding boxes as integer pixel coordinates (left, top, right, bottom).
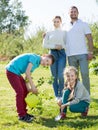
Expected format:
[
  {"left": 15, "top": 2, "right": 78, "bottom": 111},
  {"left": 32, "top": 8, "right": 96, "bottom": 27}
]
[{"left": 0, "top": 0, "right": 98, "bottom": 130}]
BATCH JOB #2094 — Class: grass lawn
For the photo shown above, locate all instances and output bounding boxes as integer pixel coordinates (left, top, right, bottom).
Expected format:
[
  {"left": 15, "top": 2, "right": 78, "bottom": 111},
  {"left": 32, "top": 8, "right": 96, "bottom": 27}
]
[{"left": 0, "top": 62, "right": 98, "bottom": 130}]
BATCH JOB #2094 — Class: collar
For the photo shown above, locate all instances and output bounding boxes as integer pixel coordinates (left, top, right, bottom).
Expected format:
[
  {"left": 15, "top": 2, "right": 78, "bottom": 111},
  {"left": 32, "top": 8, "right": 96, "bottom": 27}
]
[{"left": 70, "top": 19, "right": 79, "bottom": 25}]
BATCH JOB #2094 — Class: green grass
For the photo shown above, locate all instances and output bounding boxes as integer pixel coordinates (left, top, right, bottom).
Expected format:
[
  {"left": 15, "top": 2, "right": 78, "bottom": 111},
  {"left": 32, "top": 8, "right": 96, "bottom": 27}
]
[{"left": 0, "top": 62, "right": 98, "bottom": 130}]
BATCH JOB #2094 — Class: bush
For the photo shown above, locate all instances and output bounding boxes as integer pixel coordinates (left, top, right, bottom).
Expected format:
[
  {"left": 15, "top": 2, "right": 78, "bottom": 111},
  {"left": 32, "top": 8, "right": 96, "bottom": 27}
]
[
  {"left": 89, "top": 58, "right": 98, "bottom": 75},
  {"left": 0, "top": 27, "right": 48, "bottom": 60}
]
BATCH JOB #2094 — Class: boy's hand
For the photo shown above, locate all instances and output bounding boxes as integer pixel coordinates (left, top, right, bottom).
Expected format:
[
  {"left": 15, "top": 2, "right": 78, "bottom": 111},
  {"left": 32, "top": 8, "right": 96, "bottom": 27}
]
[
  {"left": 31, "top": 87, "right": 38, "bottom": 94},
  {"left": 27, "top": 87, "right": 32, "bottom": 92}
]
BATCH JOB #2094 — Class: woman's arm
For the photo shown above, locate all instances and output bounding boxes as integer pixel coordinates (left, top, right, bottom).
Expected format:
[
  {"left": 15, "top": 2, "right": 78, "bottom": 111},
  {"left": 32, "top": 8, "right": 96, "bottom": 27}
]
[{"left": 43, "top": 32, "right": 59, "bottom": 49}]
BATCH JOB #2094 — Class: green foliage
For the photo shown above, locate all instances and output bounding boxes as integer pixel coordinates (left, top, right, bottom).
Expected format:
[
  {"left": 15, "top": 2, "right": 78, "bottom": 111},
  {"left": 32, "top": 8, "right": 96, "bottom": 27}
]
[
  {"left": 37, "top": 77, "right": 45, "bottom": 87},
  {"left": 89, "top": 57, "right": 98, "bottom": 75},
  {"left": 1, "top": 22, "right": 98, "bottom": 60},
  {"left": 0, "top": 27, "right": 48, "bottom": 60},
  {"left": 90, "top": 22, "right": 98, "bottom": 55},
  {"left": 47, "top": 76, "right": 54, "bottom": 85},
  {"left": 0, "top": 29, "right": 25, "bottom": 59},
  {"left": 0, "top": 0, "right": 29, "bottom": 33},
  {"left": 32, "top": 76, "right": 54, "bottom": 114},
  {"left": 25, "top": 75, "right": 55, "bottom": 114},
  {"left": 23, "top": 27, "right": 48, "bottom": 55},
  {"left": 90, "top": 23, "right": 98, "bottom": 44},
  {"left": 37, "top": 76, "right": 54, "bottom": 87}
]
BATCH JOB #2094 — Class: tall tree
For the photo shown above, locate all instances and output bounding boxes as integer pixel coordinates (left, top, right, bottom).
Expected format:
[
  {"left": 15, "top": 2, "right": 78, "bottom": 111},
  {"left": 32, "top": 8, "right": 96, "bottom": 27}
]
[{"left": 0, "top": 0, "right": 30, "bottom": 33}]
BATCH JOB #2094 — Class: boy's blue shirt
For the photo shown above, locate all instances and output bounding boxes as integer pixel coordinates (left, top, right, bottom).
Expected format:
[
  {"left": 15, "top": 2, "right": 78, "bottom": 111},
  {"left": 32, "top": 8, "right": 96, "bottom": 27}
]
[{"left": 6, "top": 53, "right": 41, "bottom": 75}]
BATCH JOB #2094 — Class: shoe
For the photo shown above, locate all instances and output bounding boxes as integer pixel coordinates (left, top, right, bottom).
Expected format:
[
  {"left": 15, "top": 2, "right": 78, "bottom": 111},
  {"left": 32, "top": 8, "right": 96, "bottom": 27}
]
[
  {"left": 55, "top": 97, "right": 62, "bottom": 101},
  {"left": 19, "top": 114, "right": 33, "bottom": 123},
  {"left": 27, "top": 113, "right": 35, "bottom": 118},
  {"left": 55, "top": 112, "right": 66, "bottom": 121},
  {"left": 81, "top": 107, "right": 89, "bottom": 117},
  {"left": 60, "top": 112, "right": 66, "bottom": 119}
]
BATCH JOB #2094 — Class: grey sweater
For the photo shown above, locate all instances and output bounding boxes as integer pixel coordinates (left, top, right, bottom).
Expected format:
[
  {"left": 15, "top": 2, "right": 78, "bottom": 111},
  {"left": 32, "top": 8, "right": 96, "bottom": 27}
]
[{"left": 69, "top": 80, "right": 90, "bottom": 105}]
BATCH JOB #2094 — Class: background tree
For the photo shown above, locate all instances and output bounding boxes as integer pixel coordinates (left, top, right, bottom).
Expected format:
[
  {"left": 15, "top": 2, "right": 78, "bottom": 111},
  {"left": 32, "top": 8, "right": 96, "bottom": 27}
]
[{"left": 0, "top": 0, "right": 30, "bottom": 34}]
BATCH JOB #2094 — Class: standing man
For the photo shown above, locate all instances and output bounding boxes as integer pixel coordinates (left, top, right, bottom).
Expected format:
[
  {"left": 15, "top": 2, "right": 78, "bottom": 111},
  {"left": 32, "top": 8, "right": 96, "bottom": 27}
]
[{"left": 65, "top": 6, "right": 93, "bottom": 94}]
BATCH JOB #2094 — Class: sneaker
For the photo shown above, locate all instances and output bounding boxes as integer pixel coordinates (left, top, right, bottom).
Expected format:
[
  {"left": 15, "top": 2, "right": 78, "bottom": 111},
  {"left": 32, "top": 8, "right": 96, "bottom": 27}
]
[
  {"left": 60, "top": 112, "right": 66, "bottom": 119},
  {"left": 19, "top": 114, "right": 33, "bottom": 123},
  {"left": 55, "top": 97, "right": 62, "bottom": 101},
  {"left": 27, "top": 113, "right": 35, "bottom": 118},
  {"left": 81, "top": 107, "right": 89, "bottom": 117},
  {"left": 55, "top": 112, "right": 66, "bottom": 121}
]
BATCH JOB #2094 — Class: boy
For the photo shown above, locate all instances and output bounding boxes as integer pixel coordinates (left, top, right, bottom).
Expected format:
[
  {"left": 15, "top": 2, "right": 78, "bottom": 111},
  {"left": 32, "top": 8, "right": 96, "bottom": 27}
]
[{"left": 6, "top": 53, "right": 55, "bottom": 123}]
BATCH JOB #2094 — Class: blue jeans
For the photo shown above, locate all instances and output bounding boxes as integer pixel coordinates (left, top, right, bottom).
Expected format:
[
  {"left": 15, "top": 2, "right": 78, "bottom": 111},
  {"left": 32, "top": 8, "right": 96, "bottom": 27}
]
[
  {"left": 68, "top": 54, "right": 90, "bottom": 94},
  {"left": 50, "top": 49, "right": 66, "bottom": 97},
  {"left": 62, "top": 89, "right": 89, "bottom": 113}
]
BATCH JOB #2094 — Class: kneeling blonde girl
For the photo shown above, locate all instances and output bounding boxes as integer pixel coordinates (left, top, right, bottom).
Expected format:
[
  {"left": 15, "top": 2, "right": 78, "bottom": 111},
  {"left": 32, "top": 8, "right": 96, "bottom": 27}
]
[{"left": 55, "top": 66, "right": 90, "bottom": 121}]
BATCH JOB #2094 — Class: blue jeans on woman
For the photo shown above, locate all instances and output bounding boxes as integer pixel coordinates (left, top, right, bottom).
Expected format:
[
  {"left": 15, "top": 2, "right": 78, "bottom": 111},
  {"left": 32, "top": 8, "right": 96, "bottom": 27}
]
[
  {"left": 62, "top": 89, "right": 89, "bottom": 113},
  {"left": 50, "top": 49, "right": 66, "bottom": 97}
]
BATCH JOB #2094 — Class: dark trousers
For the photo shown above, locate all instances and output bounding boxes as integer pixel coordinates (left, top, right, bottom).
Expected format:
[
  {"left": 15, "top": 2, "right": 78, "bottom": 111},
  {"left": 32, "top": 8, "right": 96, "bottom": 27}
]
[{"left": 6, "top": 70, "right": 28, "bottom": 117}]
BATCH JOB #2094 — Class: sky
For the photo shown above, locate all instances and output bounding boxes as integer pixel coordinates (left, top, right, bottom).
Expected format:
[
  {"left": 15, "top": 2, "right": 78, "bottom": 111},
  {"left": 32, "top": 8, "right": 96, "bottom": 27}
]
[{"left": 21, "top": 0, "right": 98, "bottom": 37}]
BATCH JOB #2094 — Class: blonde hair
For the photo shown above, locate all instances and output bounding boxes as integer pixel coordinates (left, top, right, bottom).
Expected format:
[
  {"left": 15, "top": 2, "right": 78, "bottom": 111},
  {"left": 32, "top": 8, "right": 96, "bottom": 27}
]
[
  {"left": 64, "top": 66, "right": 78, "bottom": 77},
  {"left": 63, "top": 66, "right": 78, "bottom": 90}
]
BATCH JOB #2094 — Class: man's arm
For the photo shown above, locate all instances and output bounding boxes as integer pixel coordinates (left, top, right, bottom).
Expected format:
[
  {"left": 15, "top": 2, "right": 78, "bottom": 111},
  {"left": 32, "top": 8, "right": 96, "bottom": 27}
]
[{"left": 86, "top": 34, "right": 94, "bottom": 60}]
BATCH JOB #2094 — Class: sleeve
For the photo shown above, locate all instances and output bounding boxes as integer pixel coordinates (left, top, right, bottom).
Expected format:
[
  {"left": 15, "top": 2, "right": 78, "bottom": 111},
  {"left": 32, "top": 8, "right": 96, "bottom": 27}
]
[
  {"left": 83, "top": 22, "right": 91, "bottom": 35},
  {"left": 42, "top": 32, "right": 56, "bottom": 49},
  {"left": 69, "top": 83, "right": 84, "bottom": 105},
  {"left": 29, "top": 55, "right": 38, "bottom": 65},
  {"left": 63, "top": 31, "right": 66, "bottom": 49}
]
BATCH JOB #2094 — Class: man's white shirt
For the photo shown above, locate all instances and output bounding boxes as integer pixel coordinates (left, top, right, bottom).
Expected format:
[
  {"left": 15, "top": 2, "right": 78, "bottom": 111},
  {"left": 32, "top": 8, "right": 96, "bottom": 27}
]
[{"left": 63, "top": 19, "right": 91, "bottom": 56}]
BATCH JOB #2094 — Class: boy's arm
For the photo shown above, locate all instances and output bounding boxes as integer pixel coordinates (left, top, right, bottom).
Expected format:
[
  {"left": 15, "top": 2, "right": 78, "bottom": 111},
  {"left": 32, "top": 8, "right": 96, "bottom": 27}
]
[
  {"left": 25, "top": 63, "right": 38, "bottom": 94},
  {"left": 25, "top": 82, "right": 31, "bottom": 92}
]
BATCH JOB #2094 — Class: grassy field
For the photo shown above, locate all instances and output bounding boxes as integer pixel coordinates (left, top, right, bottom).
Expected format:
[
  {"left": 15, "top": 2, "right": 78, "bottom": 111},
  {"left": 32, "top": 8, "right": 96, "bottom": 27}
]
[{"left": 0, "top": 62, "right": 98, "bottom": 130}]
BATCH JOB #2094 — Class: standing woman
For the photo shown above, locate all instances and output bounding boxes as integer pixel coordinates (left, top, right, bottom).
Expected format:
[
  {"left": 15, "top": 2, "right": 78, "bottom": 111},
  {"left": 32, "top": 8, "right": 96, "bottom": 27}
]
[{"left": 43, "top": 16, "right": 66, "bottom": 100}]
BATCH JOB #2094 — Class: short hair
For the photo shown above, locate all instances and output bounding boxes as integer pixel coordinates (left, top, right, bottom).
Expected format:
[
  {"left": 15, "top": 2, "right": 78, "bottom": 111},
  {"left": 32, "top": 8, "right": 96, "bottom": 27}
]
[
  {"left": 70, "top": 6, "right": 79, "bottom": 13},
  {"left": 43, "top": 54, "right": 55, "bottom": 65},
  {"left": 53, "top": 16, "right": 62, "bottom": 22}
]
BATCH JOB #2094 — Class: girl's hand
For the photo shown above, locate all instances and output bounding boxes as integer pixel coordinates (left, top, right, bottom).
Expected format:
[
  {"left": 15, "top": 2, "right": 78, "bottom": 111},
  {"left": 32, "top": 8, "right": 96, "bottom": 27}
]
[{"left": 61, "top": 104, "right": 66, "bottom": 112}]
